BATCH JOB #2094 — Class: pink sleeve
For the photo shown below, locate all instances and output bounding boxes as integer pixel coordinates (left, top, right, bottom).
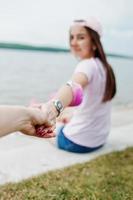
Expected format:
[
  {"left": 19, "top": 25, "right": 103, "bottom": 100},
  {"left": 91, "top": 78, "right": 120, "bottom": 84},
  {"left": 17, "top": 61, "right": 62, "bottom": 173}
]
[{"left": 74, "top": 59, "right": 95, "bottom": 82}]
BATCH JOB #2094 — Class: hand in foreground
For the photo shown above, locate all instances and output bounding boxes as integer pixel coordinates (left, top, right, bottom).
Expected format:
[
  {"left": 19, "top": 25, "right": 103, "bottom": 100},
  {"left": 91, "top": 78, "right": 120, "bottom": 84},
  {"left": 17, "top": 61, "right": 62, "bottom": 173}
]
[
  {"left": 20, "top": 107, "right": 51, "bottom": 136},
  {"left": 35, "top": 125, "right": 55, "bottom": 138},
  {"left": 0, "top": 106, "right": 51, "bottom": 137},
  {"left": 29, "top": 101, "right": 57, "bottom": 138}
]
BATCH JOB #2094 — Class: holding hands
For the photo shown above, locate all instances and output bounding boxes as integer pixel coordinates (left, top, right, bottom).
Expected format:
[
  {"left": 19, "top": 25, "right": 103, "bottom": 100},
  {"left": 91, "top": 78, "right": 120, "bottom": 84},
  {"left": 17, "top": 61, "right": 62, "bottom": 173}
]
[
  {"left": 0, "top": 105, "right": 50, "bottom": 137},
  {"left": 30, "top": 101, "right": 59, "bottom": 138}
]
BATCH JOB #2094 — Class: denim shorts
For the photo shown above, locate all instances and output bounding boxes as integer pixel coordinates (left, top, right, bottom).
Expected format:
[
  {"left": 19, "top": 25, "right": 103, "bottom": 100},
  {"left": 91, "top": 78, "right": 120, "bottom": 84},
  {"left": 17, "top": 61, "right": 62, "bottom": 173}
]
[{"left": 56, "top": 125, "right": 104, "bottom": 153}]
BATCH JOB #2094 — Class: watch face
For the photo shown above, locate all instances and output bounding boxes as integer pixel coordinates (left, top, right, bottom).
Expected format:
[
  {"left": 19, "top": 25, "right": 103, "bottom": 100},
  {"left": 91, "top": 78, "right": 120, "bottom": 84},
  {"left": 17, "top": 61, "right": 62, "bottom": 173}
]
[
  {"left": 57, "top": 102, "right": 62, "bottom": 110},
  {"left": 54, "top": 100, "right": 63, "bottom": 112}
]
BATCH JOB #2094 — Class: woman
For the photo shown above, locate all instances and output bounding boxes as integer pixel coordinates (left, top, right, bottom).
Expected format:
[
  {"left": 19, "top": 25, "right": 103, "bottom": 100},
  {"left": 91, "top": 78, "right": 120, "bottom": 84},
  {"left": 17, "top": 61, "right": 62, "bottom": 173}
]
[{"left": 36, "top": 17, "right": 116, "bottom": 153}]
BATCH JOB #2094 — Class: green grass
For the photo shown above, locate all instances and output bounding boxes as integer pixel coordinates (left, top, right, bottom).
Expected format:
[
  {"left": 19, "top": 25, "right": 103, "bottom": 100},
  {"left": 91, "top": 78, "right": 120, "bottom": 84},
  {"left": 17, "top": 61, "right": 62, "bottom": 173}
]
[{"left": 0, "top": 147, "right": 133, "bottom": 200}]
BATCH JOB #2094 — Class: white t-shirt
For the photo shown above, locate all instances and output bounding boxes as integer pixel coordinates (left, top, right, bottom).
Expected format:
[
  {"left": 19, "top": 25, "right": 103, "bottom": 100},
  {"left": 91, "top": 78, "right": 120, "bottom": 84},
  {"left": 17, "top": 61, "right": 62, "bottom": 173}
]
[{"left": 63, "top": 57, "right": 111, "bottom": 147}]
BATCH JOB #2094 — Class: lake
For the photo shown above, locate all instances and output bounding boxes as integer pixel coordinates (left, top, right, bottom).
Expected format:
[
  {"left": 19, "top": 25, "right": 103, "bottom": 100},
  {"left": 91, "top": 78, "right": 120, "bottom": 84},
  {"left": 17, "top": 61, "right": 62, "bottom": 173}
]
[{"left": 0, "top": 49, "right": 133, "bottom": 106}]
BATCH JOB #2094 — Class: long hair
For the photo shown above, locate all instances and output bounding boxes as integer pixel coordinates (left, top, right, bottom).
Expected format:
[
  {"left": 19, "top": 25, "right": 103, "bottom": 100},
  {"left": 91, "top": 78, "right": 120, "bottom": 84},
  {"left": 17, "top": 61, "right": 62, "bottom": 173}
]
[{"left": 85, "top": 27, "right": 116, "bottom": 102}]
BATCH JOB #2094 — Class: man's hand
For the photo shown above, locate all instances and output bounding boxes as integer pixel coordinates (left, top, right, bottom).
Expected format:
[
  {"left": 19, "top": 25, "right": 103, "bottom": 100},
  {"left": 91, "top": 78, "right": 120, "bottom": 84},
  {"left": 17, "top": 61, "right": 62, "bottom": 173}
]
[
  {"left": 20, "top": 107, "right": 50, "bottom": 136},
  {"left": 29, "top": 102, "right": 57, "bottom": 138}
]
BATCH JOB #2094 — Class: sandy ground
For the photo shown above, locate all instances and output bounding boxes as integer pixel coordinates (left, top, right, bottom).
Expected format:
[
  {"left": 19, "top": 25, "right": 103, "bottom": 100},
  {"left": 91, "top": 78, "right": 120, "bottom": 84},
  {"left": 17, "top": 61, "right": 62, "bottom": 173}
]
[{"left": 0, "top": 105, "right": 133, "bottom": 185}]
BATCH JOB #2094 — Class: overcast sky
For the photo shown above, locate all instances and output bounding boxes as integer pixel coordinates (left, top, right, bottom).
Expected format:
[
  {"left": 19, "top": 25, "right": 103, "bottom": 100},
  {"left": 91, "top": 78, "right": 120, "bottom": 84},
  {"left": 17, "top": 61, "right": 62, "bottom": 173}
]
[{"left": 0, "top": 0, "right": 133, "bottom": 55}]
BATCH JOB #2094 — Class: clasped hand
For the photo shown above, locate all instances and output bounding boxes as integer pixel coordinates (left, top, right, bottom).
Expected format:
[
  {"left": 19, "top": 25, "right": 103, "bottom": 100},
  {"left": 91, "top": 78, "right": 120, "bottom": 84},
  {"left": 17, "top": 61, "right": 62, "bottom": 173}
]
[{"left": 31, "top": 101, "right": 58, "bottom": 138}]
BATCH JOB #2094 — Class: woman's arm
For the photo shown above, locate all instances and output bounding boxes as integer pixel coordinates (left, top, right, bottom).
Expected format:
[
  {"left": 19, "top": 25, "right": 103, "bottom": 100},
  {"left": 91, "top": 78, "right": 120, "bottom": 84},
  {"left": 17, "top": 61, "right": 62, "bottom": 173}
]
[
  {"left": 56, "top": 72, "right": 88, "bottom": 108},
  {"left": 40, "top": 72, "right": 89, "bottom": 122}
]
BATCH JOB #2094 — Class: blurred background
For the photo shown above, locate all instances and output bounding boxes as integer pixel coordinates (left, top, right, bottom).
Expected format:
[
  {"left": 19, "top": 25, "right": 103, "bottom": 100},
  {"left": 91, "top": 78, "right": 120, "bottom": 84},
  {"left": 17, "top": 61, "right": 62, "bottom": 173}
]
[{"left": 0, "top": 0, "right": 133, "bottom": 105}]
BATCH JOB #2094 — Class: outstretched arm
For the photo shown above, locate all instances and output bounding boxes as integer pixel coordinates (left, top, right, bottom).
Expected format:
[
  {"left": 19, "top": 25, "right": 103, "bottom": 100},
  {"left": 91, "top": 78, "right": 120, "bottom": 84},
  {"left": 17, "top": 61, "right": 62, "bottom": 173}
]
[
  {"left": 0, "top": 105, "right": 48, "bottom": 137},
  {"left": 41, "top": 72, "right": 88, "bottom": 121},
  {"left": 56, "top": 72, "right": 88, "bottom": 107},
  {"left": 27, "top": 72, "right": 89, "bottom": 138}
]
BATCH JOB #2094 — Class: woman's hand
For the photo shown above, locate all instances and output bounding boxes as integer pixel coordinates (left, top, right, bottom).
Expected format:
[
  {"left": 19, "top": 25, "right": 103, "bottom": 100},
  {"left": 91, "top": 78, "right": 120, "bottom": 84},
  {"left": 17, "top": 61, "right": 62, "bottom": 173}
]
[
  {"left": 57, "top": 107, "right": 74, "bottom": 124},
  {"left": 35, "top": 124, "right": 56, "bottom": 138},
  {"left": 41, "top": 101, "right": 58, "bottom": 123}
]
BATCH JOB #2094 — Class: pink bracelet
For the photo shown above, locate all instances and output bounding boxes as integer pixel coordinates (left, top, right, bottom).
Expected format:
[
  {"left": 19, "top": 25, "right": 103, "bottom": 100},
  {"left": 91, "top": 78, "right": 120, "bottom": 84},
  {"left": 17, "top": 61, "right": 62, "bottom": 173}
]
[
  {"left": 66, "top": 81, "right": 83, "bottom": 106},
  {"left": 49, "top": 81, "right": 83, "bottom": 107}
]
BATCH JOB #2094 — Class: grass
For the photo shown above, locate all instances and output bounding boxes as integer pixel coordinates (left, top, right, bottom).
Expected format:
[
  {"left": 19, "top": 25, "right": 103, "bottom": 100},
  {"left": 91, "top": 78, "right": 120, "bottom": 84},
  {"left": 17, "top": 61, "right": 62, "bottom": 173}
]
[{"left": 0, "top": 147, "right": 133, "bottom": 200}]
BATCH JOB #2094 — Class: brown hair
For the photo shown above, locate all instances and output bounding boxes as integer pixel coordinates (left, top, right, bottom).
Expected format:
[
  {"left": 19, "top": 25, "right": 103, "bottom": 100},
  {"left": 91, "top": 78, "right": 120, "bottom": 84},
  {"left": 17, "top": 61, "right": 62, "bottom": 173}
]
[{"left": 85, "top": 26, "right": 116, "bottom": 102}]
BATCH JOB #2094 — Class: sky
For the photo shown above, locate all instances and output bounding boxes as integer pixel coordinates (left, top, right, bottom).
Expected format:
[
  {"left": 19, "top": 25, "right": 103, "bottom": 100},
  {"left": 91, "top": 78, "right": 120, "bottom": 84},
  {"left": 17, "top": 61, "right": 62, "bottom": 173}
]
[{"left": 0, "top": 0, "right": 133, "bottom": 55}]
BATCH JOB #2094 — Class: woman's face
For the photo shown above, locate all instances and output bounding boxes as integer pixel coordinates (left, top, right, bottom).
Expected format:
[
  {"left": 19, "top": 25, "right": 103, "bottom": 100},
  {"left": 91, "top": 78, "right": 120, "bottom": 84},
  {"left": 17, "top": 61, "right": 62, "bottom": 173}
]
[{"left": 70, "top": 25, "right": 95, "bottom": 59}]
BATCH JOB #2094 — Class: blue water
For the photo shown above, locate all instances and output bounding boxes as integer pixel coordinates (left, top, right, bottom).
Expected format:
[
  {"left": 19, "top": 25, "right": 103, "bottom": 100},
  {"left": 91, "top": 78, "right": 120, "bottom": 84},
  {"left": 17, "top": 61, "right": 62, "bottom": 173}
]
[{"left": 0, "top": 49, "right": 133, "bottom": 106}]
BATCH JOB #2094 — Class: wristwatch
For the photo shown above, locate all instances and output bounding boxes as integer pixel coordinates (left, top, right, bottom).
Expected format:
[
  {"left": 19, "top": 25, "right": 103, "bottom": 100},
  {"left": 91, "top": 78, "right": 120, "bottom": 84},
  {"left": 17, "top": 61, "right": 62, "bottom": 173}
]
[{"left": 53, "top": 100, "right": 64, "bottom": 117}]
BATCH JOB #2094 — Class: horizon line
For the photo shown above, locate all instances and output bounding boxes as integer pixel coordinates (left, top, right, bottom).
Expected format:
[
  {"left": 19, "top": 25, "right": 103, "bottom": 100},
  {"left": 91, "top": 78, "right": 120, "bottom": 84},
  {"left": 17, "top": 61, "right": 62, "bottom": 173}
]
[{"left": 0, "top": 42, "right": 133, "bottom": 60}]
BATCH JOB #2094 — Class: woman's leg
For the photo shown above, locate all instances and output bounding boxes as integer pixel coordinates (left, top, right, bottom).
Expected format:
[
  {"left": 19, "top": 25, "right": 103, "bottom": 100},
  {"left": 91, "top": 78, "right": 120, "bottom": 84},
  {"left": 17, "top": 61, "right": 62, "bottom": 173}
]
[{"left": 57, "top": 126, "right": 103, "bottom": 153}]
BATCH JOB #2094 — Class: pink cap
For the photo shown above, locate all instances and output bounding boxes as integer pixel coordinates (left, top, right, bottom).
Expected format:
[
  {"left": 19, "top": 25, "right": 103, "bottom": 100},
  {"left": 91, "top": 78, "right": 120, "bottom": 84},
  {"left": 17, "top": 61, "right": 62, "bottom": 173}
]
[{"left": 72, "top": 17, "right": 103, "bottom": 37}]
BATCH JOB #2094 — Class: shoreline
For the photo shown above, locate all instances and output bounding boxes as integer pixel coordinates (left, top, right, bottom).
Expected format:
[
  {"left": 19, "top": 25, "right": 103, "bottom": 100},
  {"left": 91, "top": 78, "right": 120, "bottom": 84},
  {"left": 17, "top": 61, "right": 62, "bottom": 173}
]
[
  {"left": 0, "top": 105, "right": 133, "bottom": 185},
  {"left": 0, "top": 42, "right": 133, "bottom": 59}
]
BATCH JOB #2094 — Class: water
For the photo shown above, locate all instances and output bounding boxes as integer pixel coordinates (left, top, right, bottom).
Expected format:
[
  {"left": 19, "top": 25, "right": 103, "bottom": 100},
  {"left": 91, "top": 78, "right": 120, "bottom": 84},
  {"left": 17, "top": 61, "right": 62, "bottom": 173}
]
[
  {"left": 0, "top": 49, "right": 133, "bottom": 106},
  {"left": 108, "top": 57, "right": 133, "bottom": 105}
]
